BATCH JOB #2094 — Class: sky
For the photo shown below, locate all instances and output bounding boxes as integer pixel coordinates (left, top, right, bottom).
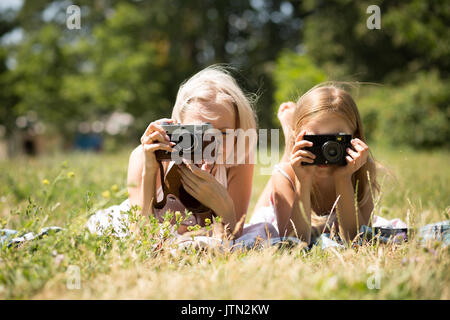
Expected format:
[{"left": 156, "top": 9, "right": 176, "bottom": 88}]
[
  {"left": 0, "top": 0, "right": 23, "bottom": 46},
  {"left": 0, "top": 0, "right": 23, "bottom": 12}
]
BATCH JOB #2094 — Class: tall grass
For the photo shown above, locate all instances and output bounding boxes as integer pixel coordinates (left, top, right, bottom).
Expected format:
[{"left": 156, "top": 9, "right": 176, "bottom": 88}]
[{"left": 0, "top": 145, "right": 448, "bottom": 299}]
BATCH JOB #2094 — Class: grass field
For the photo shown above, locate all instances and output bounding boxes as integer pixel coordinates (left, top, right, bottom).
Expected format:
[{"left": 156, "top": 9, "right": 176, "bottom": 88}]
[{"left": 0, "top": 144, "right": 449, "bottom": 299}]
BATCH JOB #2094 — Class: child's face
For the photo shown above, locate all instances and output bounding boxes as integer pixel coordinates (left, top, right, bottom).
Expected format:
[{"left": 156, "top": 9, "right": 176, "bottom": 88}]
[{"left": 301, "top": 112, "right": 354, "bottom": 178}]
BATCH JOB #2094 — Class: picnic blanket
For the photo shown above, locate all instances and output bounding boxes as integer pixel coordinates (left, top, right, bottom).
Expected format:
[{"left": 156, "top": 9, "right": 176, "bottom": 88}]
[{"left": 0, "top": 227, "right": 63, "bottom": 248}]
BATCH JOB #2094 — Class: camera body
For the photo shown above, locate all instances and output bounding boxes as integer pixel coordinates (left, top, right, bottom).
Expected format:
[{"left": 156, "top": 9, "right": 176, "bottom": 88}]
[
  {"left": 155, "top": 122, "right": 214, "bottom": 163},
  {"left": 302, "top": 133, "right": 352, "bottom": 166}
]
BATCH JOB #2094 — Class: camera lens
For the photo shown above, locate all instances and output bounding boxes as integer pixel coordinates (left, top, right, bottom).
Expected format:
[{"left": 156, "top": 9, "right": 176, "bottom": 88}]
[{"left": 322, "top": 141, "right": 343, "bottom": 163}]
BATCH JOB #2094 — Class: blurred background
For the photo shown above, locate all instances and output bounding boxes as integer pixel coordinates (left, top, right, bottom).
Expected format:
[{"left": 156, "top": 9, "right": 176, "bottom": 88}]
[{"left": 0, "top": 0, "right": 448, "bottom": 158}]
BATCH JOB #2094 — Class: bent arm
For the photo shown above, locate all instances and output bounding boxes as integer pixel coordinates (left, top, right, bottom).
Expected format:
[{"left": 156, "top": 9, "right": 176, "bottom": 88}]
[
  {"left": 127, "top": 145, "right": 158, "bottom": 216},
  {"left": 226, "top": 164, "right": 254, "bottom": 237},
  {"left": 334, "top": 177, "right": 373, "bottom": 241},
  {"left": 272, "top": 166, "right": 312, "bottom": 243}
]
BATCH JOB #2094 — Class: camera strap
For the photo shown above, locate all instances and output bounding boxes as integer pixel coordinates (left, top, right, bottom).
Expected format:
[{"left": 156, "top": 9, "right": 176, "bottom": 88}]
[{"left": 153, "top": 160, "right": 217, "bottom": 225}]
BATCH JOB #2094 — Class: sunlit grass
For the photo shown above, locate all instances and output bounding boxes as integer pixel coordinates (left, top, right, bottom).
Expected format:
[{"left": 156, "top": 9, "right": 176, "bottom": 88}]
[{"left": 0, "top": 145, "right": 449, "bottom": 299}]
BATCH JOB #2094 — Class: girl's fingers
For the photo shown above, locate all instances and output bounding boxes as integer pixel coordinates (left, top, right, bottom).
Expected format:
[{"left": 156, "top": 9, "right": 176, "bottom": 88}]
[
  {"left": 291, "top": 155, "right": 314, "bottom": 165},
  {"left": 150, "top": 123, "right": 170, "bottom": 140},
  {"left": 292, "top": 149, "right": 316, "bottom": 160},
  {"left": 141, "top": 135, "right": 151, "bottom": 145},
  {"left": 184, "top": 161, "right": 212, "bottom": 180},
  {"left": 351, "top": 139, "right": 369, "bottom": 152},
  {"left": 292, "top": 140, "right": 313, "bottom": 153},
  {"left": 351, "top": 140, "right": 369, "bottom": 165},
  {"left": 346, "top": 147, "right": 359, "bottom": 159},
  {"left": 143, "top": 122, "right": 170, "bottom": 141},
  {"left": 292, "top": 157, "right": 313, "bottom": 167},
  {"left": 294, "top": 149, "right": 316, "bottom": 159},
  {"left": 146, "top": 131, "right": 169, "bottom": 144},
  {"left": 345, "top": 155, "right": 354, "bottom": 165},
  {"left": 294, "top": 140, "right": 313, "bottom": 148},
  {"left": 143, "top": 143, "right": 173, "bottom": 153},
  {"left": 143, "top": 122, "right": 157, "bottom": 137},
  {"left": 155, "top": 118, "right": 175, "bottom": 124}
]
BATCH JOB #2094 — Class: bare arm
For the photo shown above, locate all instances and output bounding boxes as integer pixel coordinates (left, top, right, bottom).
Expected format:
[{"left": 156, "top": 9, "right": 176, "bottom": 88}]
[
  {"left": 226, "top": 164, "right": 254, "bottom": 236},
  {"left": 127, "top": 145, "right": 159, "bottom": 216},
  {"left": 272, "top": 164, "right": 312, "bottom": 243},
  {"left": 332, "top": 138, "right": 373, "bottom": 241},
  {"left": 127, "top": 118, "right": 175, "bottom": 216},
  {"left": 335, "top": 177, "right": 373, "bottom": 240}
]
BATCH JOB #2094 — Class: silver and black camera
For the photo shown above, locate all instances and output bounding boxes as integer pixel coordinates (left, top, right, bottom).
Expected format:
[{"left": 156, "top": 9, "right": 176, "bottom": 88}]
[{"left": 155, "top": 122, "right": 215, "bottom": 163}]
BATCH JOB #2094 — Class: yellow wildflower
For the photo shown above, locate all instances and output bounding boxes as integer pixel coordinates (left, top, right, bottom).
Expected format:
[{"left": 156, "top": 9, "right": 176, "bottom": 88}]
[{"left": 102, "top": 190, "right": 111, "bottom": 198}]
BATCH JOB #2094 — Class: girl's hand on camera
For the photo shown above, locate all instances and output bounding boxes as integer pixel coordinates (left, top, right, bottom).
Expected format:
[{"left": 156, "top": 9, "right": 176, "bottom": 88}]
[
  {"left": 290, "top": 129, "right": 317, "bottom": 182},
  {"left": 332, "top": 138, "right": 369, "bottom": 179},
  {"left": 178, "top": 162, "right": 231, "bottom": 212},
  {"left": 140, "top": 118, "right": 176, "bottom": 171}
]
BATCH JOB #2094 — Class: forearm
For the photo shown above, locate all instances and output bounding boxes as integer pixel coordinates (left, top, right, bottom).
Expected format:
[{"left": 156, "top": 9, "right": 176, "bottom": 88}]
[
  {"left": 335, "top": 177, "right": 360, "bottom": 241},
  {"left": 214, "top": 195, "right": 238, "bottom": 237},
  {"left": 138, "top": 167, "right": 158, "bottom": 216},
  {"left": 291, "top": 179, "right": 312, "bottom": 243}
]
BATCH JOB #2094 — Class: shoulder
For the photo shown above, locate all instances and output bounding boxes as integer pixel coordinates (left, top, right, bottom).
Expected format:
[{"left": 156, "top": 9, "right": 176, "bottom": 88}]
[
  {"left": 128, "top": 145, "right": 145, "bottom": 165},
  {"left": 274, "top": 162, "right": 296, "bottom": 183},
  {"left": 272, "top": 162, "right": 296, "bottom": 193},
  {"left": 127, "top": 145, "right": 144, "bottom": 176},
  {"left": 130, "top": 144, "right": 143, "bottom": 159},
  {"left": 277, "top": 162, "right": 295, "bottom": 177}
]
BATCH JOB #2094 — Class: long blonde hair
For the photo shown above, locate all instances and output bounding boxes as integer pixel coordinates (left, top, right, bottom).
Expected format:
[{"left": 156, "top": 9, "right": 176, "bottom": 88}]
[
  {"left": 172, "top": 65, "right": 257, "bottom": 164},
  {"left": 288, "top": 83, "right": 379, "bottom": 228},
  {"left": 172, "top": 65, "right": 257, "bottom": 131}
]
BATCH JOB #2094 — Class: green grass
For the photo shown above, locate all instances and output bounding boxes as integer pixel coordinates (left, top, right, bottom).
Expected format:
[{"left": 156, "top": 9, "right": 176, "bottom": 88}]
[{"left": 0, "top": 145, "right": 449, "bottom": 299}]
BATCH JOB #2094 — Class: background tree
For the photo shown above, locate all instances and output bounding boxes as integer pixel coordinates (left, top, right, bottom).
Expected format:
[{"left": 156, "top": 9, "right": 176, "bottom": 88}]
[{"left": 0, "top": 0, "right": 448, "bottom": 152}]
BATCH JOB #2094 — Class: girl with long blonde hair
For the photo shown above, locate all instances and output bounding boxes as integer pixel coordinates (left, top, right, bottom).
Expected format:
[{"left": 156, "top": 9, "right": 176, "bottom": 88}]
[
  {"left": 88, "top": 65, "right": 266, "bottom": 240},
  {"left": 251, "top": 83, "right": 379, "bottom": 243},
  {"left": 126, "top": 65, "right": 259, "bottom": 238}
]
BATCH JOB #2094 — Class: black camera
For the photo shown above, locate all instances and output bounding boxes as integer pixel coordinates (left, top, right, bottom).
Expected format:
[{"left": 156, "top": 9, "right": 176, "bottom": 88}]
[
  {"left": 302, "top": 133, "right": 352, "bottom": 166},
  {"left": 155, "top": 122, "right": 216, "bottom": 163}
]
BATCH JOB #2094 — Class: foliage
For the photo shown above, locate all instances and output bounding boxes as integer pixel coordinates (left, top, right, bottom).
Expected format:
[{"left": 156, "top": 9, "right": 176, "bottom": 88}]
[
  {"left": 1, "top": 0, "right": 309, "bottom": 137},
  {"left": 272, "top": 50, "right": 327, "bottom": 111},
  {"left": 301, "top": 0, "right": 450, "bottom": 82},
  {"left": 357, "top": 71, "right": 450, "bottom": 148},
  {"left": 1, "top": 0, "right": 449, "bottom": 146},
  {"left": 271, "top": 0, "right": 450, "bottom": 148}
]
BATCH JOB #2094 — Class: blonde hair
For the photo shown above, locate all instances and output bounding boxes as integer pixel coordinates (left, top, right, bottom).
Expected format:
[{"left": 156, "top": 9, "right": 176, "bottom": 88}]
[
  {"left": 171, "top": 65, "right": 257, "bottom": 164},
  {"left": 172, "top": 65, "right": 257, "bottom": 131},
  {"left": 288, "top": 83, "right": 379, "bottom": 229}
]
